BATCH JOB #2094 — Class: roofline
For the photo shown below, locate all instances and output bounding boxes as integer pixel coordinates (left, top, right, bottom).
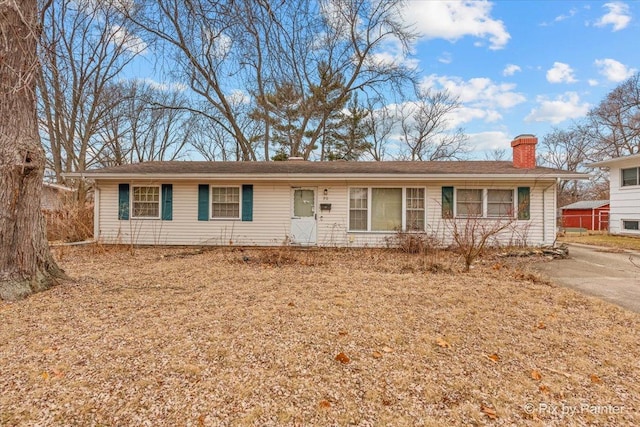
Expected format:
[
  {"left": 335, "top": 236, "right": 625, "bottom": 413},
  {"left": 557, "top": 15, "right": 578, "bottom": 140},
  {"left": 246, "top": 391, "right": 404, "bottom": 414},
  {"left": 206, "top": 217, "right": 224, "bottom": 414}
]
[
  {"left": 64, "top": 172, "right": 590, "bottom": 181},
  {"left": 589, "top": 153, "right": 640, "bottom": 167},
  {"left": 560, "top": 201, "right": 610, "bottom": 209}
]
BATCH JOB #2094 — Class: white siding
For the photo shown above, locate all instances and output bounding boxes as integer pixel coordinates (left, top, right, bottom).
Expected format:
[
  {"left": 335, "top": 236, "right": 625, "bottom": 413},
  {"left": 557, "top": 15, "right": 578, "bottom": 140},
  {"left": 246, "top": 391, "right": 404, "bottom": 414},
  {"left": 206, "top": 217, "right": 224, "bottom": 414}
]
[
  {"left": 96, "top": 179, "right": 556, "bottom": 247},
  {"left": 608, "top": 165, "right": 640, "bottom": 235}
]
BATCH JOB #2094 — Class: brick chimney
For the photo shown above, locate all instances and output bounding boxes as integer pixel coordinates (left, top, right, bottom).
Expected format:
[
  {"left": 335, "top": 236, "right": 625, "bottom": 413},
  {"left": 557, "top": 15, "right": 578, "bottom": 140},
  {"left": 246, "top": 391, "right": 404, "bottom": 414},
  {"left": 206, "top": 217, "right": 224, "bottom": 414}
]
[{"left": 511, "top": 134, "right": 537, "bottom": 169}]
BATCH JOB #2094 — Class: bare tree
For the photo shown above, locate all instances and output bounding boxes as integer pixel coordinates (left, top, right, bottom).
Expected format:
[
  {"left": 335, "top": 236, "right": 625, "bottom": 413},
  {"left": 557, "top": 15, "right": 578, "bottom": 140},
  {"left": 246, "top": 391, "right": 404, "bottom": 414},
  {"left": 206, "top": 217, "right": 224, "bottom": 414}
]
[
  {"left": 37, "top": 0, "right": 144, "bottom": 195},
  {"left": 363, "top": 98, "right": 396, "bottom": 161},
  {"left": 125, "top": 0, "right": 416, "bottom": 160},
  {"left": 589, "top": 72, "right": 640, "bottom": 159},
  {"left": 1, "top": 0, "right": 66, "bottom": 300},
  {"left": 539, "top": 125, "right": 596, "bottom": 205},
  {"left": 398, "top": 88, "right": 468, "bottom": 161},
  {"left": 484, "top": 148, "right": 507, "bottom": 161},
  {"left": 94, "top": 80, "right": 194, "bottom": 166}
]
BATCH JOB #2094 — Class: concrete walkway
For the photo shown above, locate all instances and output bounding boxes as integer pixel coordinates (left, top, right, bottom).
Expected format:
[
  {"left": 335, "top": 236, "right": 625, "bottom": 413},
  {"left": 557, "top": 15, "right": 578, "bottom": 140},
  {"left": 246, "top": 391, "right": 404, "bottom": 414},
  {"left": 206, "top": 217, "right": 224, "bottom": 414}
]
[{"left": 532, "top": 243, "right": 640, "bottom": 313}]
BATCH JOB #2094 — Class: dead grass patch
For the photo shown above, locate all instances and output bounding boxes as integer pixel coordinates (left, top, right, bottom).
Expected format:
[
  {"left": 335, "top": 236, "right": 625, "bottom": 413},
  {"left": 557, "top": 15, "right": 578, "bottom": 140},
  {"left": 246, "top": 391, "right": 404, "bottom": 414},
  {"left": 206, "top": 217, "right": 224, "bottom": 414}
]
[
  {"left": 1, "top": 246, "right": 639, "bottom": 426},
  {"left": 559, "top": 233, "right": 640, "bottom": 251}
]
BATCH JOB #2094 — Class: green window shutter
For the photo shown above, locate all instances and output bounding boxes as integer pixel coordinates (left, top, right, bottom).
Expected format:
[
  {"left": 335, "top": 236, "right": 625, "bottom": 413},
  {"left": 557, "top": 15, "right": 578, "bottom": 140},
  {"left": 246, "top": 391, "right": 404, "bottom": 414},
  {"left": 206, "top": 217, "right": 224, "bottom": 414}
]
[
  {"left": 161, "top": 184, "right": 173, "bottom": 221},
  {"left": 441, "top": 186, "right": 454, "bottom": 218},
  {"left": 118, "top": 183, "right": 129, "bottom": 220},
  {"left": 517, "top": 187, "right": 530, "bottom": 220},
  {"left": 242, "top": 184, "right": 253, "bottom": 221},
  {"left": 198, "top": 184, "right": 209, "bottom": 221}
]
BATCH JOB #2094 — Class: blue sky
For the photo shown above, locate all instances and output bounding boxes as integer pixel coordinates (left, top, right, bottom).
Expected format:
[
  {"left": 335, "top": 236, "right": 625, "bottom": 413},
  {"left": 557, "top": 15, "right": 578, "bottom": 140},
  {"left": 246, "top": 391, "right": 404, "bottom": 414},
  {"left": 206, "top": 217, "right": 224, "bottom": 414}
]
[
  {"left": 123, "top": 1, "right": 639, "bottom": 159},
  {"left": 402, "top": 0, "right": 639, "bottom": 157}
]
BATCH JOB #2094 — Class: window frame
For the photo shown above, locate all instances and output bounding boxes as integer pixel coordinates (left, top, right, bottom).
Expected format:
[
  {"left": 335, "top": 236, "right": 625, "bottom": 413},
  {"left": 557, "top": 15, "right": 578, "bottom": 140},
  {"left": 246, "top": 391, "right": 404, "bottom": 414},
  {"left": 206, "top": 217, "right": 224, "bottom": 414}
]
[
  {"left": 347, "top": 186, "right": 427, "bottom": 233},
  {"left": 454, "top": 188, "right": 517, "bottom": 219},
  {"left": 131, "top": 185, "right": 161, "bottom": 219},
  {"left": 211, "top": 186, "right": 242, "bottom": 220},
  {"left": 622, "top": 220, "right": 640, "bottom": 231},
  {"left": 621, "top": 167, "right": 640, "bottom": 187}
]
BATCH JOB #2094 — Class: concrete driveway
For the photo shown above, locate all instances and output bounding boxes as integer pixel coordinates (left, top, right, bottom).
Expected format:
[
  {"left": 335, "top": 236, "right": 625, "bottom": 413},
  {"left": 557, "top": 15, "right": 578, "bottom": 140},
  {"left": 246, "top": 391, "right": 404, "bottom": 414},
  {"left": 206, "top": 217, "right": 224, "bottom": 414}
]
[{"left": 532, "top": 243, "right": 640, "bottom": 313}]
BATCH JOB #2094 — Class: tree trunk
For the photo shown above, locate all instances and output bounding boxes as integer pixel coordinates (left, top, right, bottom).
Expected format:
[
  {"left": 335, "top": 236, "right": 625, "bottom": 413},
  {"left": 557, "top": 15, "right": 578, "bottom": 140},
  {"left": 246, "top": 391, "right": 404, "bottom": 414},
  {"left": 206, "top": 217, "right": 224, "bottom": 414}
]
[{"left": 0, "top": 0, "right": 66, "bottom": 301}]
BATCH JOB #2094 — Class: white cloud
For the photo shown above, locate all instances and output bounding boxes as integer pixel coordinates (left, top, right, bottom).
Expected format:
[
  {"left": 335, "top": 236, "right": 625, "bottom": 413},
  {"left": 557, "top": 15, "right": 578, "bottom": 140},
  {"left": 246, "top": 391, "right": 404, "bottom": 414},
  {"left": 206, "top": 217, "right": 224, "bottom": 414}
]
[
  {"left": 420, "top": 74, "right": 525, "bottom": 127},
  {"left": 503, "top": 64, "right": 521, "bottom": 76},
  {"left": 110, "top": 25, "right": 147, "bottom": 55},
  {"left": 142, "top": 78, "right": 187, "bottom": 92},
  {"left": 467, "top": 131, "right": 512, "bottom": 152},
  {"left": 594, "top": 58, "right": 637, "bottom": 82},
  {"left": 525, "top": 92, "right": 590, "bottom": 124},
  {"left": 365, "top": 49, "right": 419, "bottom": 70},
  {"left": 228, "top": 89, "right": 250, "bottom": 105},
  {"left": 402, "top": 0, "right": 510, "bottom": 50},
  {"left": 594, "top": 2, "right": 631, "bottom": 31},
  {"left": 546, "top": 62, "right": 577, "bottom": 84},
  {"left": 554, "top": 8, "right": 578, "bottom": 22},
  {"left": 588, "top": 79, "right": 599, "bottom": 86},
  {"left": 423, "top": 74, "right": 526, "bottom": 109},
  {"left": 438, "top": 52, "right": 453, "bottom": 64}
]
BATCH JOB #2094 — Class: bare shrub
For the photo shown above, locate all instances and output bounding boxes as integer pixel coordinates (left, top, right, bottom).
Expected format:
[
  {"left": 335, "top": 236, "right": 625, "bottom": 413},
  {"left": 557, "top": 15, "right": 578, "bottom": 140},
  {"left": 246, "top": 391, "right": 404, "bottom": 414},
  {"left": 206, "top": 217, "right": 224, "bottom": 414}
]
[
  {"left": 447, "top": 216, "right": 515, "bottom": 272},
  {"left": 256, "top": 246, "right": 327, "bottom": 267},
  {"left": 45, "top": 202, "right": 94, "bottom": 243},
  {"left": 385, "top": 231, "right": 441, "bottom": 254}
]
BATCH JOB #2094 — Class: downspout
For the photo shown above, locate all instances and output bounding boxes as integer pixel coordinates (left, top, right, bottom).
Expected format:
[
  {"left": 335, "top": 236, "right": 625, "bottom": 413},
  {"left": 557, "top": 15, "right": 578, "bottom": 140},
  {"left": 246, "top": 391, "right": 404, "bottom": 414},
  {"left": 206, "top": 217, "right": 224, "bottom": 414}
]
[
  {"left": 542, "top": 180, "right": 557, "bottom": 245},
  {"left": 94, "top": 185, "right": 100, "bottom": 241}
]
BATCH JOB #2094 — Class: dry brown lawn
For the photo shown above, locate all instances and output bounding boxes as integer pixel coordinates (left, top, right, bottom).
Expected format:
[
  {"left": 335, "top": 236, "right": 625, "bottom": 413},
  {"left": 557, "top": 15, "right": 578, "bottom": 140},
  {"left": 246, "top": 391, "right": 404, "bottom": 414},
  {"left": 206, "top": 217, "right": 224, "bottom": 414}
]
[
  {"left": 1, "top": 246, "right": 639, "bottom": 426},
  {"left": 559, "top": 233, "right": 640, "bottom": 251}
]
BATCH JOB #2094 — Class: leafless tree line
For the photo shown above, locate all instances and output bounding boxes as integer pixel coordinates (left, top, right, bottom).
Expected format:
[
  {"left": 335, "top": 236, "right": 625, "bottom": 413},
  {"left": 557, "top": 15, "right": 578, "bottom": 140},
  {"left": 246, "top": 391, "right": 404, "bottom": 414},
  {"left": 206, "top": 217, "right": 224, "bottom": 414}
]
[
  {"left": 37, "top": 0, "right": 473, "bottom": 187},
  {"left": 538, "top": 73, "right": 640, "bottom": 205}
]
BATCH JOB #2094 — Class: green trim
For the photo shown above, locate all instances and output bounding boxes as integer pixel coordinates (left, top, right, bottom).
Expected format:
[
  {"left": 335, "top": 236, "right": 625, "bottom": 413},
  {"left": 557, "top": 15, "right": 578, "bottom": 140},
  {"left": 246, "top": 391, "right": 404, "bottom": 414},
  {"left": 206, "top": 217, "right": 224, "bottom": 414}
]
[
  {"left": 242, "top": 185, "right": 253, "bottom": 221},
  {"left": 161, "top": 184, "right": 173, "bottom": 220},
  {"left": 118, "top": 183, "right": 129, "bottom": 220},
  {"left": 517, "top": 187, "right": 530, "bottom": 220},
  {"left": 441, "top": 186, "right": 454, "bottom": 218},
  {"left": 198, "top": 184, "right": 209, "bottom": 221}
]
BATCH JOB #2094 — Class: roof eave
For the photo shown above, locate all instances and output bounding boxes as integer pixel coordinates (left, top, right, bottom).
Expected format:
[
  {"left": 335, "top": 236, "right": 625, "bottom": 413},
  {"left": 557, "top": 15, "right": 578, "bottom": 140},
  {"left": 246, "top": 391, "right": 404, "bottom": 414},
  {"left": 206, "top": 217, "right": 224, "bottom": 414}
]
[{"left": 65, "top": 172, "right": 590, "bottom": 181}]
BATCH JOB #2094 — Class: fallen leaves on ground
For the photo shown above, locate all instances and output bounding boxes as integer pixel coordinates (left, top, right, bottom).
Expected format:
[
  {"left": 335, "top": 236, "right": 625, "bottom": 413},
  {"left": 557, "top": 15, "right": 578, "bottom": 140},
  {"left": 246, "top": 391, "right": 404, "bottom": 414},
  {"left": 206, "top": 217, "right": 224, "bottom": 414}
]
[
  {"left": 1, "top": 246, "right": 638, "bottom": 426},
  {"left": 335, "top": 352, "right": 350, "bottom": 364}
]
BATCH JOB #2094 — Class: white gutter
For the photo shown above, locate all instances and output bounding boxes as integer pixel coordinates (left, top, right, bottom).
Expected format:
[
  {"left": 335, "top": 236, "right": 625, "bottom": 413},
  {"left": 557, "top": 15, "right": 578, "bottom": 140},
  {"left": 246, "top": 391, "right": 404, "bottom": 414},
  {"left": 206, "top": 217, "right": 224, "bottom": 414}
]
[{"left": 65, "top": 172, "right": 590, "bottom": 181}]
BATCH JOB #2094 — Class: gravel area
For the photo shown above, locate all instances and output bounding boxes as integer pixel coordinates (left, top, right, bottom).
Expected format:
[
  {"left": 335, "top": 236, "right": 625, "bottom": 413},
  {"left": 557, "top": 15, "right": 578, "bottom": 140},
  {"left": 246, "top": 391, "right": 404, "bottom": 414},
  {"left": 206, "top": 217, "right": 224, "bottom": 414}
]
[{"left": 1, "top": 246, "right": 639, "bottom": 426}]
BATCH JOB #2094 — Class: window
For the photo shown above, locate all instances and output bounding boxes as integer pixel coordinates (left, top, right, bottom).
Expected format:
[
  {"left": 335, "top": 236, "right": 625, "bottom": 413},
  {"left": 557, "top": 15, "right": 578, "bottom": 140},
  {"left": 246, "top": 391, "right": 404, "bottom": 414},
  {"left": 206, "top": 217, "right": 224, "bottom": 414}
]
[
  {"left": 371, "top": 188, "right": 402, "bottom": 231},
  {"left": 406, "top": 188, "right": 425, "bottom": 230},
  {"left": 622, "top": 167, "right": 639, "bottom": 187},
  {"left": 349, "top": 188, "right": 368, "bottom": 231},
  {"left": 455, "top": 188, "right": 516, "bottom": 218},
  {"left": 623, "top": 220, "right": 639, "bottom": 231},
  {"left": 348, "top": 187, "right": 425, "bottom": 232},
  {"left": 456, "top": 189, "right": 483, "bottom": 217},
  {"left": 132, "top": 186, "right": 160, "bottom": 218},
  {"left": 487, "top": 189, "right": 514, "bottom": 217},
  {"left": 212, "top": 187, "right": 240, "bottom": 219}
]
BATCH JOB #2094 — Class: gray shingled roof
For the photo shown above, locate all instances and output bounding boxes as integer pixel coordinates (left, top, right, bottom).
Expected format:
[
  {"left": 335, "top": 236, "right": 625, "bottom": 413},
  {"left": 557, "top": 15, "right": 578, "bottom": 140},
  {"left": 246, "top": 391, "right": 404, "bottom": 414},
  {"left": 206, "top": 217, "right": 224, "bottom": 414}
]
[
  {"left": 561, "top": 200, "right": 610, "bottom": 210},
  {"left": 76, "top": 160, "right": 586, "bottom": 177}
]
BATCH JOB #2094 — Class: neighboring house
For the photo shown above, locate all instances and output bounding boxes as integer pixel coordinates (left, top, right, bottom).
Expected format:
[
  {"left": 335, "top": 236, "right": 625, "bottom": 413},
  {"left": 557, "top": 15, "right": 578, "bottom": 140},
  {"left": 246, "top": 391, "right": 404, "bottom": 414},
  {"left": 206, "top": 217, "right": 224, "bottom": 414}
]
[
  {"left": 591, "top": 153, "right": 640, "bottom": 235},
  {"left": 559, "top": 200, "right": 609, "bottom": 231},
  {"left": 68, "top": 135, "right": 587, "bottom": 247},
  {"left": 42, "top": 182, "right": 75, "bottom": 212}
]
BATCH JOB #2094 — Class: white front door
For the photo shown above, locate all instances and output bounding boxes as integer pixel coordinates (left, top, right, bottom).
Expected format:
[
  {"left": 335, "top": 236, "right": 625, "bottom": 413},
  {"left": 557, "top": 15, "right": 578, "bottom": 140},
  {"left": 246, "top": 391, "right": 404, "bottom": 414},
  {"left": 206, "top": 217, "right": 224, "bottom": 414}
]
[{"left": 291, "top": 188, "right": 317, "bottom": 245}]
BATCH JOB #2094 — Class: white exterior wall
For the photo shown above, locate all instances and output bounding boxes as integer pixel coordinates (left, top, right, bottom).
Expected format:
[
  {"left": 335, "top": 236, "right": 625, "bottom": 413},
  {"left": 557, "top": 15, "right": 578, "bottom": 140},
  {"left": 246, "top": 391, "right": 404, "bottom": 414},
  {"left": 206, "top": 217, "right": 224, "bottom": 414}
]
[
  {"left": 95, "top": 179, "right": 556, "bottom": 247},
  {"left": 608, "top": 164, "right": 640, "bottom": 235}
]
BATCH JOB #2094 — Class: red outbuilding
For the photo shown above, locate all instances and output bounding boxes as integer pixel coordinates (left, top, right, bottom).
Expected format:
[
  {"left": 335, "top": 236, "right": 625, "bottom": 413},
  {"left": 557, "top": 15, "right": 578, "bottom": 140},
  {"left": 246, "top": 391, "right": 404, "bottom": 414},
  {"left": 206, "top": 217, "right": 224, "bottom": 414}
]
[{"left": 560, "top": 200, "right": 610, "bottom": 231}]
